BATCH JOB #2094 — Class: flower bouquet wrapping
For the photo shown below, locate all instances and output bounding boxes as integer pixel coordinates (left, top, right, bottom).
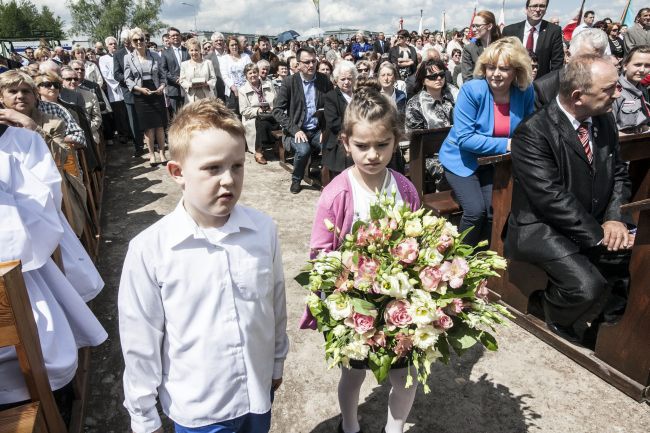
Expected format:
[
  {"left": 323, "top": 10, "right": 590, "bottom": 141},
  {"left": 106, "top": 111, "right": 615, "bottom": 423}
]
[{"left": 296, "top": 191, "right": 512, "bottom": 392}]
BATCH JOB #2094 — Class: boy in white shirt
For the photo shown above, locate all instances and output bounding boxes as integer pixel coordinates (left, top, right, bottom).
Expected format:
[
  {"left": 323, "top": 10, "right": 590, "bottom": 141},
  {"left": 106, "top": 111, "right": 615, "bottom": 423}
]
[{"left": 118, "top": 99, "right": 289, "bottom": 433}]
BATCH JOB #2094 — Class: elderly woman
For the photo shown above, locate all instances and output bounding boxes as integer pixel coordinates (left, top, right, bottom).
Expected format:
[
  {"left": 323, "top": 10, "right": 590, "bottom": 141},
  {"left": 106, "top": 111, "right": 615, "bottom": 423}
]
[
  {"left": 33, "top": 47, "right": 50, "bottom": 63},
  {"left": 377, "top": 62, "right": 407, "bottom": 115},
  {"left": 257, "top": 59, "right": 271, "bottom": 81},
  {"left": 355, "top": 59, "right": 372, "bottom": 78},
  {"left": 389, "top": 29, "right": 418, "bottom": 80},
  {"left": 322, "top": 60, "right": 357, "bottom": 178},
  {"left": 440, "top": 37, "right": 534, "bottom": 246},
  {"left": 461, "top": 10, "right": 501, "bottom": 83},
  {"left": 351, "top": 33, "right": 372, "bottom": 60},
  {"left": 238, "top": 63, "right": 278, "bottom": 164},
  {"left": 180, "top": 38, "right": 217, "bottom": 103},
  {"left": 124, "top": 27, "right": 167, "bottom": 166},
  {"left": 607, "top": 23, "right": 625, "bottom": 60},
  {"left": 613, "top": 46, "right": 650, "bottom": 133},
  {"left": 71, "top": 45, "right": 103, "bottom": 87},
  {"left": 220, "top": 35, "right": 252, "bottom": 112}
]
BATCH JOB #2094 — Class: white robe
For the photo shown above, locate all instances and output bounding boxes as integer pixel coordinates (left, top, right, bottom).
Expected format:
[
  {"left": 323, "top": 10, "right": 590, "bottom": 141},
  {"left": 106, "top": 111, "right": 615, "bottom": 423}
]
[{"left": 0, "top": 134, "right": 107, "bottom": 404}]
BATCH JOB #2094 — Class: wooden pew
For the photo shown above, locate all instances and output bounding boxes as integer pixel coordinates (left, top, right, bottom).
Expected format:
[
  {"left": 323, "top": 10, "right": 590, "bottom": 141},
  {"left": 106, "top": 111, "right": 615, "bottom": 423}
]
[
  {"left": 478, "top": 132, "right": 650, "bottom": 401},
  {"left": 0, "top": 260, "right": 67, "bottom": 433},
  {"left": 407, "top": 127, "right": 461, "bottom": 217}
]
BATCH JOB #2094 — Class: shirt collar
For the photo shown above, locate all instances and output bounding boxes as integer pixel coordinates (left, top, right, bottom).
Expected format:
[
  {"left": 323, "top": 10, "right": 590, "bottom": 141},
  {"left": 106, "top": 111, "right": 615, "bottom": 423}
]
[
  {"left": 556, "top": 95, "right": 592, "bottom": 130},
  {"left": 524, "top": 20, "right": 542, "bottom": 34},
  {"left": 167, "top": 200, "right": 257, "bottom": 247},
  {"left": 300, "top": 73, "right": 316, "bottom": 84}
]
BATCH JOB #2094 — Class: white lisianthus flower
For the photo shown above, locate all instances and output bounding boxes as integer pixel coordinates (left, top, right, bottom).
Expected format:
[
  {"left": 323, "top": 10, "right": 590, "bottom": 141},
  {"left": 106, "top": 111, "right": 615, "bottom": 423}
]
[
  {"left": 341, "top": 337, "right": 370, "bottom": 360},
  {"left": 404, "top": 218, "right": 424, "bottom": 237},
  {"left": 409, "top": 298, "right": 437, "bottom": 325},
  {"left": 332, "top": 324, "right": 348, "bottom": 338},
  {"left": 442, "top": 221, "right": 459, "bottom": 237},
  {"left": 325, "top": 292, "right": 353, "bottom": 321},
  {"left": 422, "top": 215, "right": 440, "bottom": 229},
  {"left": 386, "top": 272, "right": 413, "bottom": 299},
  {"left": 306, "top": 292, "right": 321, "bottom": 310},
  {"left": 413, "top": 325, "right": 442, "bottom": 350},
  {"left": 424, "top": 347, "right": 443, "bottom": 365},
  {"left": 419, "top": 247, "right": 444, "bottom": 267}
]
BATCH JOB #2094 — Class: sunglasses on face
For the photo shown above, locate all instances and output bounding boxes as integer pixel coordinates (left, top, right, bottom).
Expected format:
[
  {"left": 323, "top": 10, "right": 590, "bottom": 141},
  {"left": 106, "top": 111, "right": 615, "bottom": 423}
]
[
  {"left": 132, "top": 38, "right": 143, "bottom": 42},
  {"left": 357, "top": 68, "right": 369, "bottom": 72},
  {"left": 425, "top": 72, "right": 446, "bottom": 80},
  {"left": 38, "top": 81, "right": 61, "bottom": 89},
  {"left": 63, "top": 77, "right": 80, "bottom": 82},
  {"left": 73, "top": 67, "right": 85, "bottom": 72}
]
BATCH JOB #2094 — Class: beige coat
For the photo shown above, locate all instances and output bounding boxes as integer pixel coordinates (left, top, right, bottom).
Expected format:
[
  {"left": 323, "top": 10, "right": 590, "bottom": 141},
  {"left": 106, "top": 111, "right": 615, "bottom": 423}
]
[
  {"left": 238, "top": 79, "right": 277, "bottom": 152},
  {"left": 179, "top": 59, "right": 217, "bottom": 103}
]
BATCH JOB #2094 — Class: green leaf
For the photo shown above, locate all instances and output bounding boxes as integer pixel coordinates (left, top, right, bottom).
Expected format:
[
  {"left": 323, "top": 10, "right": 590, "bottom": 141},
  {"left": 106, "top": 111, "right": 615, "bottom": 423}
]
[
  {"left": 294, "top": 271, "right": 311, "bottom": 287},
  {"left": 369, "top": 203, "right": 385, "bottom": 221},
  {"left": 368, "top": 352, "right": 391, "bottom": 383},
  {"left": 479, "top": 331, "right": 498, "bottom": 351},
  {"left": 351, "top": 220, "right": 365, "bottom": 235},
  {"left": 350, "top": 298, "right": 376, "bottom": 316}
]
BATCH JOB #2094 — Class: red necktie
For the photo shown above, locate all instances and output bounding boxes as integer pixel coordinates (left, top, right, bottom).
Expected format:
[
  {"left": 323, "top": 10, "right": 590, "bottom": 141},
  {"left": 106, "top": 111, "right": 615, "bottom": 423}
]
[
  {"left": 526, "top": 27, "right": 536, "bottom": 52},
  {"left": 577, "top": 122, "right": 593, "bottom": 164}
]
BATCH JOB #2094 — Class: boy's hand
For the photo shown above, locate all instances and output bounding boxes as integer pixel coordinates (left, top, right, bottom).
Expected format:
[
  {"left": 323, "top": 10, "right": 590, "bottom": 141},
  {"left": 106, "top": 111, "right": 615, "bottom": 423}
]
[{"left": 271, "top": 378, "right": 283, "bottom": 392}]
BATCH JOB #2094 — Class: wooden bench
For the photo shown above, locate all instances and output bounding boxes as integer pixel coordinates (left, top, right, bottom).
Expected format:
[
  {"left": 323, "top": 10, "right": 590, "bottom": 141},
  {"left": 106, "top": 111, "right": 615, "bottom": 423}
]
[
  {"left": 478, "top": 132, "right": 650, "bottom": 401},
  {"left": 0, "top": 260, "right": 67, "bottom": 433},
  {"left": 407, "top": 127, "right": 461, "bottom": 217},
  {"left": 270, "top": 129, "right": 325, "bottom": 189}
]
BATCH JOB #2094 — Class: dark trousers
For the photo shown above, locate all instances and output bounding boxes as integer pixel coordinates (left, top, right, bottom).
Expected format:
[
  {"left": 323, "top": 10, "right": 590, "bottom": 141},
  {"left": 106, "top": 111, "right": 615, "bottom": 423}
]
[
  {"left": 539, "top": 248, "right": 630, "bottom": 331},
  {"left": 444, "top": 165, "right": 494, "bottom": 246},
  {"left": 255, "top": 117, "right": 279, "bottom": 152},
  {"left": 169, "top": 95, "right": 185, "bottom": 117},
  {"left": 125, "top": 102, "right": 144, "bottom": 150},
  {"left": 110, "top": 101, "right": 130, "bottom": 137},
  {"left": 290, "top": 130, "right": 321, "bottom": 183}
]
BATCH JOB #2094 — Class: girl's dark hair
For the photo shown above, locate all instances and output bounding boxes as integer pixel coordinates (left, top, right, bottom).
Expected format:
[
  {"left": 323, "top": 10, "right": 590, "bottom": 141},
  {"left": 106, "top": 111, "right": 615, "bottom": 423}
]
[
  {"left": 342, "top": 82, "right": 401, "bottom": 143},
  {"left": 413, "top": 59, "right": 448, "bottom": 94}
]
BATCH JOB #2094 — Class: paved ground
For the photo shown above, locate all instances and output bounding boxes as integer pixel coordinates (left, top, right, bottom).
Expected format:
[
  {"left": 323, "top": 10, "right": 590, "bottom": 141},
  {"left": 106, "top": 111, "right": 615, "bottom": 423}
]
[{"left": 85, "top": 143, "right": 650, "bottom": 433}]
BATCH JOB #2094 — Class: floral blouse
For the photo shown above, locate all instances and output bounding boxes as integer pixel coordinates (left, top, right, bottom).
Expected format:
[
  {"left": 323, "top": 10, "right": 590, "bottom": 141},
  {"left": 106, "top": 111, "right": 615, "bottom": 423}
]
[{"left": 405, "top": 85, "right": 459, "bottom": 131}]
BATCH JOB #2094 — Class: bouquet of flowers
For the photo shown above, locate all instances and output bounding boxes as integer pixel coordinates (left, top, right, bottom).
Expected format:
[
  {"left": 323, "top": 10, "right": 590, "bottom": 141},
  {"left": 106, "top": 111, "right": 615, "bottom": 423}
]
[{"left": 296, "top": 191, "right": 512, "bottom": 393}]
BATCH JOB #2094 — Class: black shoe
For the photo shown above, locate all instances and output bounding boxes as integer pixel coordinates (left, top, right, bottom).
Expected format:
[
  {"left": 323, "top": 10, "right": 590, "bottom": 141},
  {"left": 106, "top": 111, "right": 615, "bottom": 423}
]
[
  {"left": 546, "top": 322, "right": 582, "bottom": 345},
  {"left": 290, "top": 180, "right": 301, "bottom": 194}
]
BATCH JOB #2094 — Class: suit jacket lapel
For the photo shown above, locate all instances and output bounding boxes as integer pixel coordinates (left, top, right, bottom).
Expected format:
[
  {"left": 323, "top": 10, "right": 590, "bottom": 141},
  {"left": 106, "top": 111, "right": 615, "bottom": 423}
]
[
  {"left": 535, "top": 21, "right": 549, "bottom": 55},
  {"left": 548, "top": 100, "right": 591, "bottom": 166},
  {"left": 591, "top": 115, "right": 608, "bottom": 166},
  {"left": 517, "top": 21, "right": 526, "bottom": 41}
]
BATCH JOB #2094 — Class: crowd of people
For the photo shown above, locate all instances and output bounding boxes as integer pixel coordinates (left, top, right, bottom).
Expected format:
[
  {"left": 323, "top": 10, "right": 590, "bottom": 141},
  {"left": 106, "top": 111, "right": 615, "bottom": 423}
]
[{"left": 0, "top": 2, "right": 649, "bottom": 433}]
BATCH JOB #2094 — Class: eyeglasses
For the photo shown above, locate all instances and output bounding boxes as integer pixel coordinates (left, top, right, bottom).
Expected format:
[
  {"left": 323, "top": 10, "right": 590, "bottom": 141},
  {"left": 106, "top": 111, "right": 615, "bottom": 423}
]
[
  {"left": 132, "top": 38, "right": 143, "bottom": 42},
  {"left": 611, "top": 28, "right": 620, "bottom": 32},
  {"left": 357, "top": 67, "right": 369, "bottom": 72},
  {"left": 425, "top": 72, "right": 446, "bottom": 80},
  {"left": 63, "top": 77, "right": 80, "bottom": 82},
  {"left": 471, "top": 23, "right": 487, "bottom": 30},
  {"left": 300, "top": 59, "right": 317, "bottom": 65},
  {"left": 527, "top": 4, "right": 547, "bottom": 10},
  {"left": 73, "top": 67, "right": 85, "bottom": 72},
  {"left": 38, "top": 81, "right": 61, "bottom": 89}
]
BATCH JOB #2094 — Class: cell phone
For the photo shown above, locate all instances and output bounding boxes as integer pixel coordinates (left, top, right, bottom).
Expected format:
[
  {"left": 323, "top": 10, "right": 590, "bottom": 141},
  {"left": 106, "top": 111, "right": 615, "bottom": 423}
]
[{"left": 259, "top": 101, "right": 270, "bottom": 108}]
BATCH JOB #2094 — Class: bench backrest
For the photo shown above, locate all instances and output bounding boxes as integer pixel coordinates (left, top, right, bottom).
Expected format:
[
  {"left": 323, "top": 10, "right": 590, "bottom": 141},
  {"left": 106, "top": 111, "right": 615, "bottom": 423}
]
[
  {"left": 0, "top": 260, "right": 67, "bottom": 433},
  {"left": 408, "top": 127, "right": 451, "bottom": 196}
]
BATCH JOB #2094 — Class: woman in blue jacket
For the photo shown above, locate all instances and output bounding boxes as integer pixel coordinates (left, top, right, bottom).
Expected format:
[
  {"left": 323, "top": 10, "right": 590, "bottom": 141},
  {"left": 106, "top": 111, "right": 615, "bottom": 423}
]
[{"left": 439, "top": 37, "right": 535, "bottom": 246}]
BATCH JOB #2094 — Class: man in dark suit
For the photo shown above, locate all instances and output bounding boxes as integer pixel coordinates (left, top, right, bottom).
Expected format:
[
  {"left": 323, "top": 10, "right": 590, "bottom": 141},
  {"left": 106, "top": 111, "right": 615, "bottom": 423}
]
[
  {"left": 502, "top": 0, "right": 564, "bottom": 79},
  {"left": 373, "top": 32, "right": 391, "bottom": 56},
  {"left": 533, "top": 28, "right": 609, "bottom": 109},
  {"left": 273, "top": 47, "right": 333, "bottom": 194},
  {"left": 114, "top": 29, "right": 144, "bottom": 156},
  {"left": 505, "top": 55, "right": 633, "bottom": 345},
  {"left": 160, "top": 27, "right": 189, "bottom": 115}
]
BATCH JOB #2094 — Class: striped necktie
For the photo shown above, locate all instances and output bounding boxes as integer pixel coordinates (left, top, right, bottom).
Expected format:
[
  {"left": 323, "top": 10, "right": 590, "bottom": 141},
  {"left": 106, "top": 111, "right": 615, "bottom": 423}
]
[{"left": 577, "top": 122, "right": 593, "bottom": 164}]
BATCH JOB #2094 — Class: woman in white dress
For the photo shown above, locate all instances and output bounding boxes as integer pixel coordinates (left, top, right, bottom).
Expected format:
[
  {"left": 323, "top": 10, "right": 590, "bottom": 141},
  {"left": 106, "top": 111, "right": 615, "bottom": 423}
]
[
  {"left": 179, "top": 38, "right": 217, "bottom": 103},
  {"left": 219, "top": 35, "right": 252, "bottom": 113}
]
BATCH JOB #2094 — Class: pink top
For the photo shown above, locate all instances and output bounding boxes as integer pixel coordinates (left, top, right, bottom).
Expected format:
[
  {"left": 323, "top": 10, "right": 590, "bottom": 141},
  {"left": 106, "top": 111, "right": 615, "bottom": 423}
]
[
  {"left": 309, "top": 168, "right": 421, "bottom": 258},
  {"left": 493, "top": 102, "right": 511, "bottom": 137}
]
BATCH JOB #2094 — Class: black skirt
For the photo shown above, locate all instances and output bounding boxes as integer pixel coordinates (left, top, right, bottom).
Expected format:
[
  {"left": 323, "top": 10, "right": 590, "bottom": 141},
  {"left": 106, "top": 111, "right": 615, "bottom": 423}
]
[{"left": 133, "top": 79, "right": 167, "bottom": 131}]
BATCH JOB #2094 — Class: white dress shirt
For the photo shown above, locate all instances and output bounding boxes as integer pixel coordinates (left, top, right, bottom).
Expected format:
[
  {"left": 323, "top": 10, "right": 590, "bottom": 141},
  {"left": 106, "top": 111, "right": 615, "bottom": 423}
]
[
  {"left": 556, "top": 95, "right": 593, "bottom": 154},
  {"left": 119, "top": 202, "right": 289, "bottom": 433},
  {"left": 99, "top": 54, "right": 124, "bottom": 102},
  {"left": 524, "top": 21, "right": 542, "bottom": 52}
]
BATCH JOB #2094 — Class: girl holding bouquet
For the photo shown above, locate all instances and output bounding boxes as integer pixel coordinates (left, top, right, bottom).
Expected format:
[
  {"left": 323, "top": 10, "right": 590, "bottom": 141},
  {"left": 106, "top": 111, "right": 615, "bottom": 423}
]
[{"left": 308, "top": 82, "right": 421, "bottom": 433}]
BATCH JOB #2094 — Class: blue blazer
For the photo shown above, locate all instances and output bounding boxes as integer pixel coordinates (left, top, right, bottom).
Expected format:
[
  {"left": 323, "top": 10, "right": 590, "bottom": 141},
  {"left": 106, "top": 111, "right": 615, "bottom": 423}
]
[{"left": 439, "top": 79, "right": 535, "bottom": 177}]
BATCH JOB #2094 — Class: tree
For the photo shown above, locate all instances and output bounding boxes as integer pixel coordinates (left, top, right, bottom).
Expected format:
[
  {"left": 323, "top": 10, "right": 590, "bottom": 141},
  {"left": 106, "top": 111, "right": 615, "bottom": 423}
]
[
  {"left": 67, "top": 0, "right": 166, "bottom": 43},
  {"left": 0, "top": 0, "right": 64, "bottom": 39}
]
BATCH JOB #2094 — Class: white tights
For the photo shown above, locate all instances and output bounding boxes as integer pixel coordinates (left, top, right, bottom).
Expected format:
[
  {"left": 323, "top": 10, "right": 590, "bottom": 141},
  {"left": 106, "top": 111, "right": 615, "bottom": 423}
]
[{"left": 338, "top": 366, "right": 417, "bottom": 433}]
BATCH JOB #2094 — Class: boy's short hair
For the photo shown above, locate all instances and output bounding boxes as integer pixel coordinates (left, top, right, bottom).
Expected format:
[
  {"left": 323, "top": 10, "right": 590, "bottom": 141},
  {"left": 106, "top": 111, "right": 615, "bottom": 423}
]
[{"left": 168, "top": 99, "right": 246, "bottom": 162}]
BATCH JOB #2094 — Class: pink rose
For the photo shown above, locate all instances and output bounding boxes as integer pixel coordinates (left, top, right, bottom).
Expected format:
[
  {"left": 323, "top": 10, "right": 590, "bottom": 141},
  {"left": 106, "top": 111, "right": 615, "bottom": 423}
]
[
  {"left": 392, "top": 238, "right": 419, "bottom": 264},
  {"left": 354, "top": 256, "right": 380, "bottom": 288},
  {"left": 345, "top": 312, "right": 376, "bottom": 334},
  {"left": 436, "top": 234, "right": 453, "bottom": 252},
  {"left": 384, "top": 299, "right": 413, "bottom": 329},
  {"left": 394, "top": 332, "right": 414, "bottom": 357},
  {"left": 367, "top": 330, "right": 387, "bottom": 347},
  {"left": 434, "top": 309, "right": 454, "bottom": 330},
  {"left": 445, "top": 298, "right": 464, "bottom": 316},
  {"left": 419, "top": 266, "right": 443, "bottom": 292},
  {"left": 439, "top": 257, "right": 469, "bottom": 289},
  {"left": 476, "top": 279, "right": 489, "bottom": 300}
]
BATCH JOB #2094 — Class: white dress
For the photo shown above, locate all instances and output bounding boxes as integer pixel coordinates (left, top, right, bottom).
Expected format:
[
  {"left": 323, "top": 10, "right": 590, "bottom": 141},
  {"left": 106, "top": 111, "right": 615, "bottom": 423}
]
[
  {"left": 0, "top": 151, "right": 107, "bottom": 404},
  {"left": 0, "top": 127, "right": 104, "bottom": 301}
]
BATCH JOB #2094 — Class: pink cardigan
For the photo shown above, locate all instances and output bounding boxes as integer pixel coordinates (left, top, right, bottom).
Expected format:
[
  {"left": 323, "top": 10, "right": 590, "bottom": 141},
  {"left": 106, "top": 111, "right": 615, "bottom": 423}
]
[{"left": 309, "top": 168, "right": 421, "bottom": 259}]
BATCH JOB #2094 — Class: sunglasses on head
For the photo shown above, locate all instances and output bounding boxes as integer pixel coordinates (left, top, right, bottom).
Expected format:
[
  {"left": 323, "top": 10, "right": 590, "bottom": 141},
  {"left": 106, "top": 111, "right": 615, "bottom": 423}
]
[
  {"left": 38, "top": 81, "right": 61, "bottom": 89},
  {"left": 425, "top": 72, "right": 446, "bottom": 80}
]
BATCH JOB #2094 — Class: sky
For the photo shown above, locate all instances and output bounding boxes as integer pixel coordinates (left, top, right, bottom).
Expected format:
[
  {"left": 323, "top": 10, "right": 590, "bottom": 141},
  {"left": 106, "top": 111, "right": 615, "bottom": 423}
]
[{"left": 36, "top": 0, "right": 636, "bottom": 37}]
